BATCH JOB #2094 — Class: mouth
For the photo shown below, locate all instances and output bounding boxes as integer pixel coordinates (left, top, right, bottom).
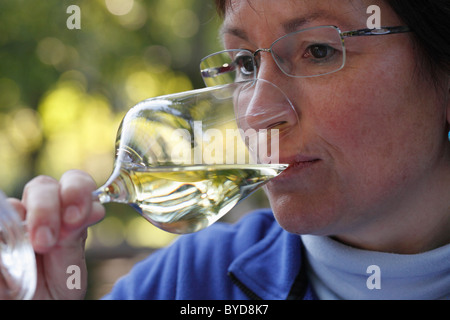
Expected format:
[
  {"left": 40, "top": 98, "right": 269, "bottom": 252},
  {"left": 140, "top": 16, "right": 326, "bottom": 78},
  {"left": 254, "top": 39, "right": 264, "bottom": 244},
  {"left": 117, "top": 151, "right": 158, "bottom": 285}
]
[{"left": 274, "top": 155, "right": 321, "bottom": 180}]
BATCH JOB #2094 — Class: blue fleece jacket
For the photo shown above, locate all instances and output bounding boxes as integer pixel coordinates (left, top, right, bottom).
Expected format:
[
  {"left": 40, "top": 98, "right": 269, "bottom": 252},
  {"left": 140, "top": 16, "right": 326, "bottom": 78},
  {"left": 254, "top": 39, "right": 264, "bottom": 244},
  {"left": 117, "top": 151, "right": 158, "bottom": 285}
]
[{"left": 103, "top": 209, "right": 316, "bottom": 300}]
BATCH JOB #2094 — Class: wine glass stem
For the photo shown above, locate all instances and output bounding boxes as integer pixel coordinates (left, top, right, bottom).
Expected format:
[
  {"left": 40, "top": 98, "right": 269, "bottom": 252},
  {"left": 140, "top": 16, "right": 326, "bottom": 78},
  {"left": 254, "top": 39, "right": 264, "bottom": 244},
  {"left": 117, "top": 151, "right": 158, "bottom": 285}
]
[{"left": 91, "top": 189, "right": 109, "bottom": 204}]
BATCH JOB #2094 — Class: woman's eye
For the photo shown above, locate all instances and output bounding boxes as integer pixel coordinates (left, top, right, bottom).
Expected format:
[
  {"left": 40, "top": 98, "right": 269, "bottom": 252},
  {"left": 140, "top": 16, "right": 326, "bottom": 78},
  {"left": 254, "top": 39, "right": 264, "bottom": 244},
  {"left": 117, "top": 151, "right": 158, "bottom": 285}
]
[
  {"left": 235, "top": 55, "right": 255, "bottom": 75},
  {"left": 305, "top": 44, "right": 336, "bottom": 60}
]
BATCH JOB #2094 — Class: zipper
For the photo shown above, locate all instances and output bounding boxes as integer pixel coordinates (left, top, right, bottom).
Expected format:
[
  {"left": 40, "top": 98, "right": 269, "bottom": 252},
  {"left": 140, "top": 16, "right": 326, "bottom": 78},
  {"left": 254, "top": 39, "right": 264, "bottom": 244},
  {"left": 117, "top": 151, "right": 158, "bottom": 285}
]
[
  {"left": 228, "top": 248, "right": 309, "bottom": 300},
  {"left": 228, "top": 272, "right": 262, "bottom": 300}
]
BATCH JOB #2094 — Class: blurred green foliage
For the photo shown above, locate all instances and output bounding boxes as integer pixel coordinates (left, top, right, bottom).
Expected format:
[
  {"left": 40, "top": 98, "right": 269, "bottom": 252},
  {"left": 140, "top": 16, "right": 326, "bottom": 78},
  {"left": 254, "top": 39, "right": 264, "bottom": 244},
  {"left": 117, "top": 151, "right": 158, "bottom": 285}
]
[
  {"left": 0, "top": 0, "right": 222, "bottom": 196},
  {"left": 0, "top": 0, "right": 227, "bottom": 249}
]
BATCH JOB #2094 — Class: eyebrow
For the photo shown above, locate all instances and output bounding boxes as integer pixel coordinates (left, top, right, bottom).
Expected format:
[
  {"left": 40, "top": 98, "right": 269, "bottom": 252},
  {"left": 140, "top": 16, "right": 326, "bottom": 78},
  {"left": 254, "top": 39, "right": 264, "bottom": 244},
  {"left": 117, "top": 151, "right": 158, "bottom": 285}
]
[
  {"left": 219, "top": 25, "right": 249, "bottom": 41},
  {"left": 220, "top": 11, "right": 329, "bottom": 42},
  {"left": 282, "top": 13, "right": 327, "bottom": 33}
]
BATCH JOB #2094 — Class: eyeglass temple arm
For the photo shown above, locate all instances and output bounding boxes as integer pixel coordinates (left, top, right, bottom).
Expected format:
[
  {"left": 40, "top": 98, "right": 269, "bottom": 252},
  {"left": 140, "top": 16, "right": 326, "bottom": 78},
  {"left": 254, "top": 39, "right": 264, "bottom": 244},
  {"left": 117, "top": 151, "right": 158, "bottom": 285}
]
[{"left": 341, "top": 26, "right": 411, "bottom": 38}]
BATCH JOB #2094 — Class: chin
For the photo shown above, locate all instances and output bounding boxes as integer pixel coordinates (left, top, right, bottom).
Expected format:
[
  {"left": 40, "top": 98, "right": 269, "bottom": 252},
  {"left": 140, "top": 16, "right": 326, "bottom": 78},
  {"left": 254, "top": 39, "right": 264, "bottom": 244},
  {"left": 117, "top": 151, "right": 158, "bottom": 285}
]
[{"left": 267, "top": 192, "right": 343, "bottom": 236}]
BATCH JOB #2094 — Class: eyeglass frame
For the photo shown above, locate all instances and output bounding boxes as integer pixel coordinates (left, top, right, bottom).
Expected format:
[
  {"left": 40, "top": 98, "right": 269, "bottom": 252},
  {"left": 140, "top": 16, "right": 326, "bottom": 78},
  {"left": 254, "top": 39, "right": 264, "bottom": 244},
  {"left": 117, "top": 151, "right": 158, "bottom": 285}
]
[{"left": 200, "top": 25, "right": 411, "bottom": 83}]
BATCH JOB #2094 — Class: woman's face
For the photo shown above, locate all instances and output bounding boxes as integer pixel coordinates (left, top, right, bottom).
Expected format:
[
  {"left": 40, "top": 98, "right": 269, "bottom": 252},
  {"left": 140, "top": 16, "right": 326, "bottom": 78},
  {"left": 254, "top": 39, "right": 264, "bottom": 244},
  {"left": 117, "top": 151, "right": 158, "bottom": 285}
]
[{"left": 222, "top": 0, "right": 450, "bottom": 240}]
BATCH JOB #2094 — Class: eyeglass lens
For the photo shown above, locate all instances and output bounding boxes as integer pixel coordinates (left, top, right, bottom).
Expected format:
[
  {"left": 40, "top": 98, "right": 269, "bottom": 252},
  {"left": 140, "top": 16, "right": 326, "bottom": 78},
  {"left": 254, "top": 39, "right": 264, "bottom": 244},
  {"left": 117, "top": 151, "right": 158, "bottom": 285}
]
[{"left": 200, "top": 26, "right": 345, "bottom": 86}]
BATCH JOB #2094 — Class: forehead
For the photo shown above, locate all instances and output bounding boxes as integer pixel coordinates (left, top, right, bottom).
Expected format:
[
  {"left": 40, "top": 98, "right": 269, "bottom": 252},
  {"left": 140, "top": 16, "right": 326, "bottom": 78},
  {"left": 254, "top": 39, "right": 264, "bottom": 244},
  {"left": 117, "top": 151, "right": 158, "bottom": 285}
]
[{"left": 222, "top": 0, "right": 384, "bottom": 37}]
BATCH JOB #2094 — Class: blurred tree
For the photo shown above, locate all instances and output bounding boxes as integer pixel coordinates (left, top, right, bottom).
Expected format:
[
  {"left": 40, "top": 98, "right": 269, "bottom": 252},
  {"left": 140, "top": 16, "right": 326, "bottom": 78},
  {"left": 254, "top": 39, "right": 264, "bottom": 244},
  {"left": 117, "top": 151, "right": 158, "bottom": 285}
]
[{"left": 0, "top": 0, "right": 222, "bottom": 195}]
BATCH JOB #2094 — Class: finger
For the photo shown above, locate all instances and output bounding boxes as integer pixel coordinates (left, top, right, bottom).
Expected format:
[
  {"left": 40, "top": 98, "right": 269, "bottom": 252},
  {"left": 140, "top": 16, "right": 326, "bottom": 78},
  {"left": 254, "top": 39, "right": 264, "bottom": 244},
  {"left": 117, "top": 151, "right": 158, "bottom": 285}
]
[
  {"left": 59, "top": 170, "right": 100, "bottom": 231},
  {"left": 7, "top": 198, "right": 26, "bottom": 220},
  {"left": 22, "top": 175, "right": 60, "bottom": 253},
  {"left": 89, "top": 201, "right": 106, "bottom": 226}
]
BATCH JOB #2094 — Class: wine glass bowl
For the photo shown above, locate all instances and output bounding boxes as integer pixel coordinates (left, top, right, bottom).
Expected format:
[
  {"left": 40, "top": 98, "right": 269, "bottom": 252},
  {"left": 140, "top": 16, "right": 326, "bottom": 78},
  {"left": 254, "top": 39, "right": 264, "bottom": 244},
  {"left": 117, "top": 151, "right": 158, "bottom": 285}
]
[{"left": 94, "top": 79, "right": 299, "bottom": 234}]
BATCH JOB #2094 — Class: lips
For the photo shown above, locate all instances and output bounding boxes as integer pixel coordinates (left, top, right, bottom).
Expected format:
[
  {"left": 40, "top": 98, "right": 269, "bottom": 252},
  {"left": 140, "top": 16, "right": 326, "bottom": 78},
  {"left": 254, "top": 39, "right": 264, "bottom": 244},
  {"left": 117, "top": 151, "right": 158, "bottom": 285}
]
[
  {"left": 274, "top": 155, "right": 321, "bottom": 180},
  {"left": 279, "top": 154, "right": 321, "bottom": 165},
  {"left": 288, "top": 159, "right": 320, "bottom": 168}
]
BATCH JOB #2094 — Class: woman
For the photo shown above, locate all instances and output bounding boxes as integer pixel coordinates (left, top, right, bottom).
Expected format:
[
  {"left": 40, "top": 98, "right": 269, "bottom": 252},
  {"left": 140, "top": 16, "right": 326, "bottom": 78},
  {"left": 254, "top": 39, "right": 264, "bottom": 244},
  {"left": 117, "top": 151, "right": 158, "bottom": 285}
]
[{"left": 4, "top": 0, "right": 450, "bottom": 299}]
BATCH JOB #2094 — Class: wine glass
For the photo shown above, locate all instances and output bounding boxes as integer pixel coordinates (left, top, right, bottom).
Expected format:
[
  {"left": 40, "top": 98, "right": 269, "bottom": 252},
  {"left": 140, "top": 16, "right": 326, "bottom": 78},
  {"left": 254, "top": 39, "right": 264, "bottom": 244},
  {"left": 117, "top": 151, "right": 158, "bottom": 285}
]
[
  {"left": 92, "top": 79, "right": 299, "bottom": 234},
  {"left": 0, "top": 190, "right": 37, "bottom": 300},
  {"left": 0, "top": 79, "right": 299, "bottom": 299}
]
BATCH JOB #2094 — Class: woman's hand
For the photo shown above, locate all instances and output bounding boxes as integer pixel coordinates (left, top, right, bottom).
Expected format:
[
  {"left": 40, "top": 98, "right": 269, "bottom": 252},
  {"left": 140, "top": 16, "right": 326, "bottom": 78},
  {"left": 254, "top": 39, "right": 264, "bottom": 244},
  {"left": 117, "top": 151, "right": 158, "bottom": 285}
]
[{"left": 3, "top": 170, "right": 105, "bottom": 299}]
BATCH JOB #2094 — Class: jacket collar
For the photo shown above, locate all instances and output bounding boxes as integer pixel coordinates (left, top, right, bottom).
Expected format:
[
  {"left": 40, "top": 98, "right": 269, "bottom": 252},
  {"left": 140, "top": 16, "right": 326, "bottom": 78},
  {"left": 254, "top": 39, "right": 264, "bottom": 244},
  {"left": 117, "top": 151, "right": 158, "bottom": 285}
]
[{"left": 228, "top": 221, "right": 316, "bottom": 300}]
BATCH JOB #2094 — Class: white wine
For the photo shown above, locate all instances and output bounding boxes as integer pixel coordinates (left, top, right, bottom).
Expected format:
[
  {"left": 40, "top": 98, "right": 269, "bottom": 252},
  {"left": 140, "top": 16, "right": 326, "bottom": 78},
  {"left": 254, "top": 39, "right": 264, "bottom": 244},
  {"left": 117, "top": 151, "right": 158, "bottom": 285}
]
[{"left": 95, "top": 164, "right": 287, "bottom": 234}]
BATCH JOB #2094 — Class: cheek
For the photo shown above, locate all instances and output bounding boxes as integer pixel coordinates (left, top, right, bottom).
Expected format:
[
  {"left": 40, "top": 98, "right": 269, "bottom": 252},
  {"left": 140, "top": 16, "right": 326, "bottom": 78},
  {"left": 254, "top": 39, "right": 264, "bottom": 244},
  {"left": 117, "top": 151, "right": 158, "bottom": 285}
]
[
  {"left": 303, "top": 66, "right": 441, "bottom": 194},
  {"left": 306, "top": 80, "right": 392, "bottom": 156}
]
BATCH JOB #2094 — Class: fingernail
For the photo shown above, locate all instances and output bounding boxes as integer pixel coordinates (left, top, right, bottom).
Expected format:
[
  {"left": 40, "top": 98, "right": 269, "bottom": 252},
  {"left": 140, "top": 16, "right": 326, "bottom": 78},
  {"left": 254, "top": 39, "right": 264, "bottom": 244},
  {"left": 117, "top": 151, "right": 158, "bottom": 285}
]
[
  {"left": 35, "top": 226, "right": 55, "bottom": 248},
  {"left": 64, "top": 205, "right": 81, "bottom": 224}
]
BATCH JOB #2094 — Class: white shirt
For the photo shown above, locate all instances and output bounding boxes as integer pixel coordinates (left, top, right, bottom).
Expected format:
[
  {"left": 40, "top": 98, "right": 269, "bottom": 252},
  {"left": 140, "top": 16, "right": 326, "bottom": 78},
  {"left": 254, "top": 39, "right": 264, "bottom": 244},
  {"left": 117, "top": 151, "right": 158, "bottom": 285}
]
[{"left": 301, "top": 235, "right": 450, "bottom": 300}]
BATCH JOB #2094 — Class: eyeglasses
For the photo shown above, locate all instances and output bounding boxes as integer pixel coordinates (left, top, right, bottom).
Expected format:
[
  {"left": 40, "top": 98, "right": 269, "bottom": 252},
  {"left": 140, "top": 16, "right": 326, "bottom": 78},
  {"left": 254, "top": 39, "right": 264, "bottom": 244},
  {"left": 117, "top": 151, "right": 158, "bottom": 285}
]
[{"left": 200, "top": 25, "right": 411, "bottom": 87}]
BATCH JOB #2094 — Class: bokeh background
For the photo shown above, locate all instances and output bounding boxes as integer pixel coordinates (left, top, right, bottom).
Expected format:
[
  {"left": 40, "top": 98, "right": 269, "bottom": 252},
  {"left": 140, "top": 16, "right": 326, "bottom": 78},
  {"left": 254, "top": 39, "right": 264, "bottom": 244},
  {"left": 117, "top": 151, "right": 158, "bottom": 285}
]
[{"left": 0, "top": 0, "right": 270, "bottom": 299}]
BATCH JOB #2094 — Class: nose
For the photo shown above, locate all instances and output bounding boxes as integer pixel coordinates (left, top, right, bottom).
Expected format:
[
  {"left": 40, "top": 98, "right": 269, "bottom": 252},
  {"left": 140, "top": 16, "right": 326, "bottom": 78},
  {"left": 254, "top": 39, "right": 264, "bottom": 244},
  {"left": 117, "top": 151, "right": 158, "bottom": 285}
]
[
  {"left": 248, "top": 50, "right": 298, "bottom": 130},
  {"left": 234, "top": 79, "right": 300, "bottom": 164},
  {"left": 236, "top": 79, "right": 298, "bottom": 131}
]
